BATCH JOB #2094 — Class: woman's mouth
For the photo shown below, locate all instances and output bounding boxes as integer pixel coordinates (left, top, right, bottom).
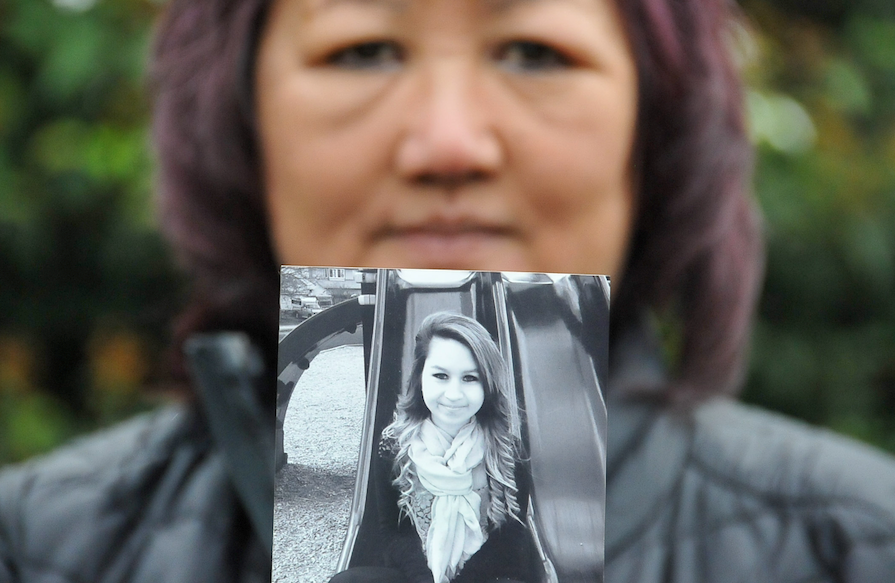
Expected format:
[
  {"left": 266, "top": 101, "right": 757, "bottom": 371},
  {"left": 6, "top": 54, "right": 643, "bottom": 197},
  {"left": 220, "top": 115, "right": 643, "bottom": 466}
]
[
  {"left": 397, "top": 227, "right": 506, "bottom": 250},
  {"left": 372, "top": 223, "right": 523, "bottom": 268}
]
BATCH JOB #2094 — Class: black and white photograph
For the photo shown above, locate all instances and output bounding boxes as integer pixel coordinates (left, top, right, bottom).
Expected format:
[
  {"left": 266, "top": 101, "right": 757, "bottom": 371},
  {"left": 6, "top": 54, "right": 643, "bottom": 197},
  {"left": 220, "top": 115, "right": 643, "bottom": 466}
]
[{"left": 274, "top": 268, "right": 610, "bottom": 583}]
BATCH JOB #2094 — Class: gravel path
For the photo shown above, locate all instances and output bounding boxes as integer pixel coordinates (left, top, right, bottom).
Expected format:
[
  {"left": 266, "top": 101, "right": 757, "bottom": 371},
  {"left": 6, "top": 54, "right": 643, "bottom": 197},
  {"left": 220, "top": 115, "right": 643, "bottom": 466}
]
[{"left": 273, "top": 345, "right": 366, "bottom": 583}]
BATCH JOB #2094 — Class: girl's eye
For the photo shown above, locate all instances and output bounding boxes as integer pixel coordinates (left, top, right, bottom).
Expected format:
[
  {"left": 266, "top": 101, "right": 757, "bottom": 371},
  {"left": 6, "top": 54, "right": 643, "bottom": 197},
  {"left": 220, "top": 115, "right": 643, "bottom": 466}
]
[
  {"left": 462, "top": 374, "right": 479, "bottom": 383},
  {"left": 433, "top": 372, "right": 448, "bottom": 380},
  {"left": 326, "top": 41, "right": 404, "bottom": 70},
  {"left": 495, "top": 40, "right": 571, "bottom": 72}
]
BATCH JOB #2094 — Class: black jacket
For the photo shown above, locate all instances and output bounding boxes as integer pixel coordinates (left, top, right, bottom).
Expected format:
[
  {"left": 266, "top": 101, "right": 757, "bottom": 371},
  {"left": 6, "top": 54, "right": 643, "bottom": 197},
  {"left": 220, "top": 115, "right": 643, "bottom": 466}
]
[
  {"left": 2, "top": 333, "right": 895, "bottom": 582},
  {"left": 0, "top": 405, "right": 268, "bottom": 583},
  {"left": 603, "top": 328, "right": 895, "bottom": 582}
]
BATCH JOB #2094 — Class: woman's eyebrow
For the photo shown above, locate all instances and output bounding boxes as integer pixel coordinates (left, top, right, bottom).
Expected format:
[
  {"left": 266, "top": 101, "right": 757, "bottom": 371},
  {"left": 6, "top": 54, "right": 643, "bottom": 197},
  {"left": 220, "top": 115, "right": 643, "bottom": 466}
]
[
  {"left": 310, "top": 0, "right": 408, "bottom": 13},
  {"left": 310, "top": 0, "right": 555, "bottom": 14},
  {"left": 485, "top": 0, "right": 566, "bottom": 12}
]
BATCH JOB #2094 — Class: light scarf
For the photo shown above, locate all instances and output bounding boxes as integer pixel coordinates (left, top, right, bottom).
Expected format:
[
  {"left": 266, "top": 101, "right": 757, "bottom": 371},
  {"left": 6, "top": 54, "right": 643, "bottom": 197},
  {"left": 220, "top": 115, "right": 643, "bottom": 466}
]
[{"left": 408, "top": 419, "right": 487, "bottom": 583}]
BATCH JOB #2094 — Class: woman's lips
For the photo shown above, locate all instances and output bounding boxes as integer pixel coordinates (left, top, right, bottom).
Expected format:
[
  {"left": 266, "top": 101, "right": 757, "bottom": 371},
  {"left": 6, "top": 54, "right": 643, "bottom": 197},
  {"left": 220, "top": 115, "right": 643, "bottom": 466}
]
[{"left": 372, "top": 223, "right": 520, "bottom": 265}]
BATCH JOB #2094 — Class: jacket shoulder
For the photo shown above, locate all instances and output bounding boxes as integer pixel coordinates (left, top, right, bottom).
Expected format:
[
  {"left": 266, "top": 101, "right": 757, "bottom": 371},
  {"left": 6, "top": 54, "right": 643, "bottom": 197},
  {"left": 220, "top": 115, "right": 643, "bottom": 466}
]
[
  {"left": 0, "top": 405, "right": 196, "bottom": 491},
  {"left": 692, "top": 399, "right": 895, "bottom": 513},
  {"left": 607, "top": 397, "right": 895, "bottom": 582},
  {"left": 684, "top": 399, "right": 895, "bottom": 579},
  {"left": 0, "top": 405, "right": 230, "bottom": 582}
]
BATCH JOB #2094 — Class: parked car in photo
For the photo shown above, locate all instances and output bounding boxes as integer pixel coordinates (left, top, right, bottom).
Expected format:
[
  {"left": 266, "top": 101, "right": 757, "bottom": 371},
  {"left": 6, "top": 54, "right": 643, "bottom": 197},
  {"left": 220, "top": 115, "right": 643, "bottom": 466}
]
[
  {"left": 295, "top": 296, "right": 324, "bottom": 319},
  {"left": 280, "top": 295, "right": 324, "bottom": 319}
]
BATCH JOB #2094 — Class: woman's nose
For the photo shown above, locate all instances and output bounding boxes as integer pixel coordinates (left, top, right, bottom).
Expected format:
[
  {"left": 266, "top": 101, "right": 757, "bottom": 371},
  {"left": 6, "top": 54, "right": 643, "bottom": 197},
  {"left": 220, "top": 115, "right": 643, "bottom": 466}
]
[{"left": 395, "top": 61, "right": 503, "bottom": 186}]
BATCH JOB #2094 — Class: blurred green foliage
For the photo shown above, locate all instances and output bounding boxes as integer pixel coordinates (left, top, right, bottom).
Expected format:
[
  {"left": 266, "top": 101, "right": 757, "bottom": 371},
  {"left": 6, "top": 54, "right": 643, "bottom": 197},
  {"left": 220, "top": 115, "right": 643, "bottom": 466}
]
[
  {"left": 0, "top": 0, "right": 182, "bottom": 463},
  {"left": 1, "top": 0, "right": 893, "bottom": 464},
  {"left": 740, "top": 0, "right": 895, "bottom": 453}
]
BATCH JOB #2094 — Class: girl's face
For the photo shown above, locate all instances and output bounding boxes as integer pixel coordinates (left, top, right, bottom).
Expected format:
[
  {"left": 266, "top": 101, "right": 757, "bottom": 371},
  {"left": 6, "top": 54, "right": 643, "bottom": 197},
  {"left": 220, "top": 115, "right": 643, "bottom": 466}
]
[
  {"left": 256, "top": 0, "right": 638, "bottom": 279},
  {"left": 420, "top": 337, "right": 485, "bottom": 436}
]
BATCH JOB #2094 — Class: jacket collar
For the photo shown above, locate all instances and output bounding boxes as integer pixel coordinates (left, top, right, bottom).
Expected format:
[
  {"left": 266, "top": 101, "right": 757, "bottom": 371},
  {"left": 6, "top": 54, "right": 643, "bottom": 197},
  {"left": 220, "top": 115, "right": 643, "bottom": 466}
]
[
  {"left": 185, "top": 333, "right": 275, "bottom": 558},
  {"left": 605, "top": 321, "right": 694, "bottom": 559}
]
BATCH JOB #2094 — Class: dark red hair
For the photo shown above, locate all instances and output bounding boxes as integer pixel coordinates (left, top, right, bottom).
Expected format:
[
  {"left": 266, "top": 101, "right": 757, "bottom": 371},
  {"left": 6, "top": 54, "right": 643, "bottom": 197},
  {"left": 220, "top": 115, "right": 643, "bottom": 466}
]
[
  {"left": 612, "top": 0, "right": 763, "bottom": 397},
  {"left": 150, "top": 0, "right": 762, "bottom": 398}
]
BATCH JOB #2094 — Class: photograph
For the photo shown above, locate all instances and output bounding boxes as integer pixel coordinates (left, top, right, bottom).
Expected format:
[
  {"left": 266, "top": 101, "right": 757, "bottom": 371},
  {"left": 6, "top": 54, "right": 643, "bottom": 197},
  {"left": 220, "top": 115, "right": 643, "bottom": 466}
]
[{"left": 273, "top": 268, "right": 610, "bottom": 583}]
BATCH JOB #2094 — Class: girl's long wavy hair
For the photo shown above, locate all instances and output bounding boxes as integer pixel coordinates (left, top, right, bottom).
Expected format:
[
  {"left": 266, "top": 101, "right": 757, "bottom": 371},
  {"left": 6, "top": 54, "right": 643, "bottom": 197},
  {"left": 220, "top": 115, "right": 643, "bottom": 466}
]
[{"left": 382, "top": 312, "right": 521, "bottom": 528}]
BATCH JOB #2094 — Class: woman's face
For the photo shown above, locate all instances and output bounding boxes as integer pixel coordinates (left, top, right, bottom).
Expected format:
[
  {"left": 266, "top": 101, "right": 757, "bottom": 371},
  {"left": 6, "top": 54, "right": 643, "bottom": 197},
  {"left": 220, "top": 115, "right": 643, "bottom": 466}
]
[
  {"left": 256, "top": 0, "right": 638, "bottom": 279},
  {"left": 420, "top": 336, "right": 485, "bottom": 436}
]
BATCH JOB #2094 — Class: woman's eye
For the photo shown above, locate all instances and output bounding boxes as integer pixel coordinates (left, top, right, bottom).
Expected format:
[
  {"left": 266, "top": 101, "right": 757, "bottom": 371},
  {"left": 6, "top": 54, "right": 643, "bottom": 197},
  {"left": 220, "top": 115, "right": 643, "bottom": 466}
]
[
  {"left": 495, "top": 41, "right": 571, "bottom": 72},
  {"left": 463, "top": 375, "right": 479, "bottom": 383},
  {"left": 326, "top": 41, "right": 404, "bottom": 70},
  {"left": 433, "top": 372, "right": 448, "bottom": 380}
]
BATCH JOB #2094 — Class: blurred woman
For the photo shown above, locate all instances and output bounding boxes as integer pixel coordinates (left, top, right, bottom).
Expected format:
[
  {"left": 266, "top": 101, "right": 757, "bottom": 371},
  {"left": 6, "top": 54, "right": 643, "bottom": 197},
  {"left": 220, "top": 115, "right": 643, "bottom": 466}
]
[{"left": 0, "top": 0, "right": 893, "bottom": 582}]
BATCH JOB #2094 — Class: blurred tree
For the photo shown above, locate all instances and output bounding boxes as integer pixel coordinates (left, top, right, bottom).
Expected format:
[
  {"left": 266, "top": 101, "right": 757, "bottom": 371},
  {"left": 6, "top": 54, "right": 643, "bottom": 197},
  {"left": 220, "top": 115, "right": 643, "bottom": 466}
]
[
  {"left": 0, "top": 0, "right": 182, "bottom": 462},
  {"left": 741, "top": 0, "right": 895, "bottom": 453}
]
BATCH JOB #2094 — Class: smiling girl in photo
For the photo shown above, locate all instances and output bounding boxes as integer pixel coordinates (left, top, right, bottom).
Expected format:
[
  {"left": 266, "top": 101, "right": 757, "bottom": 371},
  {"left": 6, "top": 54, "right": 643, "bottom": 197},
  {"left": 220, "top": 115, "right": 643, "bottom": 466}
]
[{"left": 332, "top": 312, "right": 535, "bottom": 583}]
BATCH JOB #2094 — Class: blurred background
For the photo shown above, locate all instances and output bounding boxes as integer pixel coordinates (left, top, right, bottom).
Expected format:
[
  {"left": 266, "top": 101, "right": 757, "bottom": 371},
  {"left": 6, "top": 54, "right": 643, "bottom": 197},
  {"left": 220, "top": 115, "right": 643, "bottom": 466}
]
[{"left": 1, "top": 0, "right": 894, "bottom": 464}]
